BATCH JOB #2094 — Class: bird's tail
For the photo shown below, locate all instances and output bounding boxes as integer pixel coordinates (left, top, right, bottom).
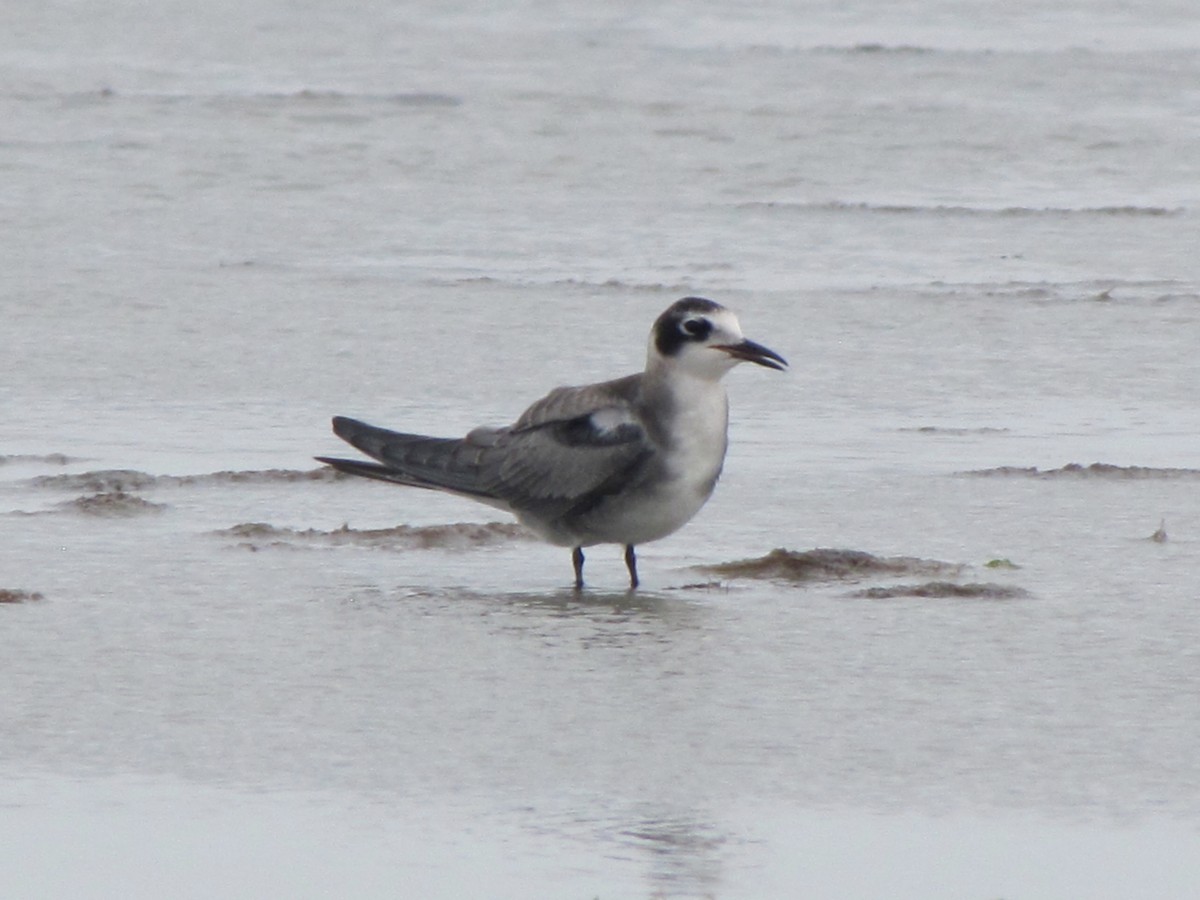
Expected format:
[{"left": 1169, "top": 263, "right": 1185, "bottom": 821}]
[{"left": 316, "top": 416, "right": 498, "bottom": 501}]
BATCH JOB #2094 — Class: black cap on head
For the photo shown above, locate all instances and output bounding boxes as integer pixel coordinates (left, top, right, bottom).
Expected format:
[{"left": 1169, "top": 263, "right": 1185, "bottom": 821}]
[{"left": 653, "top": 297, "right": 724, "bottom": 357}]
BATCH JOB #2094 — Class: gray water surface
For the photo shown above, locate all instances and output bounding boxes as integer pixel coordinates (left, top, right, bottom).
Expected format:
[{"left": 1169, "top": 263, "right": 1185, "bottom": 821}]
[{"left": 4, "top": 1, "right": 1200, "bottom": 896}]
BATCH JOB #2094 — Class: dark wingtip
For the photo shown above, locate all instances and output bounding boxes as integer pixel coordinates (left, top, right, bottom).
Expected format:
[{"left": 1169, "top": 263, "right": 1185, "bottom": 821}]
[
  {"left": 330, "top": 416, "right": 369, "bottom": 442},
  {"left": 315, "top": 455, "right": 360, "bottom": 474},
  {"left": 315, "top": 455, "right": 390, "bottom": 480}
]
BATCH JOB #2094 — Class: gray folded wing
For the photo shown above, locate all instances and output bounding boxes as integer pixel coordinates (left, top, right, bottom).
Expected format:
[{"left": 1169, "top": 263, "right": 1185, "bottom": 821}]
[
  {"left": 485, "top": 376, "right": 655, "bottom": 518},
  {"left": 321, "top": 373, "right": 657, "bottom": 520}
]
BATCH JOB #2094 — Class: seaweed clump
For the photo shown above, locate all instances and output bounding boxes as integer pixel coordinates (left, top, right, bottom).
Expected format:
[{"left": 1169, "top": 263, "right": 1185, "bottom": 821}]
[{"left": 699, "top": 548, "right": 959, "bottom": 583}]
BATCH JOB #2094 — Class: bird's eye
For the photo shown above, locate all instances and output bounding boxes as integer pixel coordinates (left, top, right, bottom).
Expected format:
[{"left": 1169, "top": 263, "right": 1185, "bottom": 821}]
[{"left": 681, "top": 318, "right": 711, "bottom": 340}]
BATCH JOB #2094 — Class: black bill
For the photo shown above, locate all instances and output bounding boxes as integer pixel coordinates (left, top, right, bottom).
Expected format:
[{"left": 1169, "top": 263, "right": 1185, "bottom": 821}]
[{"left": 716, "top": 339, "right": 788, "bottom": 371}]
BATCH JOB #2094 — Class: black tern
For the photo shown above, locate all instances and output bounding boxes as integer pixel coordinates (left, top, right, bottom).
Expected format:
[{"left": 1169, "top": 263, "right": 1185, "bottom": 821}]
[{"left": 317, "top": 297, "right": 786, "bottom": 589}]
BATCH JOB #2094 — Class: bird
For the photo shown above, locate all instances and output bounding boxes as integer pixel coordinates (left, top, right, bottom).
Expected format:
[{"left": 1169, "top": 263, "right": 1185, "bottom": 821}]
[{"left": 316, "top": 296, "right": 787, "bottom": 589}]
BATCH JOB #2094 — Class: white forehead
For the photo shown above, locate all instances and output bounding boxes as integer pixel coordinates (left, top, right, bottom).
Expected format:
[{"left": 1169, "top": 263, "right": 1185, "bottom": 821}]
[{"left": 693, "top": 306, "right": 743, "bottom": 339}]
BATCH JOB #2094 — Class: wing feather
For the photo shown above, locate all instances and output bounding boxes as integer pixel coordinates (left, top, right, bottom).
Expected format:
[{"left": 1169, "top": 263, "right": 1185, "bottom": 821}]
[
  {"left": 329, "top": 417, "right": 495, "bottom": 499},
  {"left": 481, "top": 374, "right": 656, "bottom": 515},
  {"left": 323, "top": 373, "right": 659, "bottom": 524}
]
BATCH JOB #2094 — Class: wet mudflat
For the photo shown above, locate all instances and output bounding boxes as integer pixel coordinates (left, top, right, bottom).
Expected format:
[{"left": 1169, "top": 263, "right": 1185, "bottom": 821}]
[
  {"left": 5, "top": 0, "right": 1200, "bottom": 895},
  {"left": 4, "top": 449, "right": 1199, "bottom": 897}
]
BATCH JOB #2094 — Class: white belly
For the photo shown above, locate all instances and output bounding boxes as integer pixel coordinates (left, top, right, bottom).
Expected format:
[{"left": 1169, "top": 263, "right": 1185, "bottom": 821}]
[
  {"left": 575, "top": 380, "right": 730, "bottom": 547},
  {"left": 596, "top": 474, "right": 718, "bottom": 545}
]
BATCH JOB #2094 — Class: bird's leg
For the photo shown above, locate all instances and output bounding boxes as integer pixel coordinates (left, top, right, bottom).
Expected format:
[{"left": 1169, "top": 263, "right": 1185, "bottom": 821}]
[
  {"left": 572, "top": 546, "right": 585, "bottom": 590},
  {"left": 624, "top": 544, "right": 639, "bottom": 590}
]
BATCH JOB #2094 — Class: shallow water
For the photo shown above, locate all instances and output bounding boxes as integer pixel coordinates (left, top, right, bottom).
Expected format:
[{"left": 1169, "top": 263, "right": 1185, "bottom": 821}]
[{"left": 4, "top": 0, "right": 1200, "bottom": 896}]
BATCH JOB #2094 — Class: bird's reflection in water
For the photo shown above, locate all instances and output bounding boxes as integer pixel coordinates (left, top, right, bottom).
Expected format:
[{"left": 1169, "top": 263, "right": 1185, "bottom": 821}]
[
  {"left": 490, "top": 585, "right": 717, "bottom": 649},
  {"left": 613, "top": 809, "right": 729, "bottom": 900}
]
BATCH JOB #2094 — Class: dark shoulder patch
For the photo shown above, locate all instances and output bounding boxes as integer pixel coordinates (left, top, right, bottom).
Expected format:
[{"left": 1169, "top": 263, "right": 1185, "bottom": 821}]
[{"left": 551, "top": 413, "right": 643, "bottom": 447}]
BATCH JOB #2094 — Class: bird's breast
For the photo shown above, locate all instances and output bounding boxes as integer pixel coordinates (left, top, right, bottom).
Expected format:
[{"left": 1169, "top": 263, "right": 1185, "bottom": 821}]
[
  {"left": 660, "top": 381, "right": 729, "bottom": 493},
  {"left": 549, "top": 377, "right": 732, "bottom": 548}
]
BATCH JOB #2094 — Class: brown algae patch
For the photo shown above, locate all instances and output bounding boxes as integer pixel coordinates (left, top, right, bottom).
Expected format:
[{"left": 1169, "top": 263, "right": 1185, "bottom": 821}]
[
  {"left": 217, "top": 521, "right": 533, "bottom": 551},
  {"left": 192, "top": 468, "right": 342, "bottom": 485},
  {"left": 965, "top": 463, "right": 1200, "bottom": 479},
  {"left": 60, "top": 491, "right": 167, "bottom": 516},
  {"left": 849, "top": 581, "right": 1029, "bottom": 600},
  {"left": 0, "top": 589, "right": 44, "bottom": 603},
  {"left": 31, "top": 467, "right": 338, "bottom": 492},
  {"left": 698, "top": 548, "right": 960, "bottom": 583},
  {"left": 32, "top": 469, "right": 160, "bottom": 492},
  {"left": 0, "top": 453, "right": 77, "bottom": 466}
]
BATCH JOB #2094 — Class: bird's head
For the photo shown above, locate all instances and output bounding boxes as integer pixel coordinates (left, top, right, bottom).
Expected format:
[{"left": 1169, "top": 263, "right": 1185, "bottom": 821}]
[{"left": 647, "top": 297, "right": 787, "bottom": 379}]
